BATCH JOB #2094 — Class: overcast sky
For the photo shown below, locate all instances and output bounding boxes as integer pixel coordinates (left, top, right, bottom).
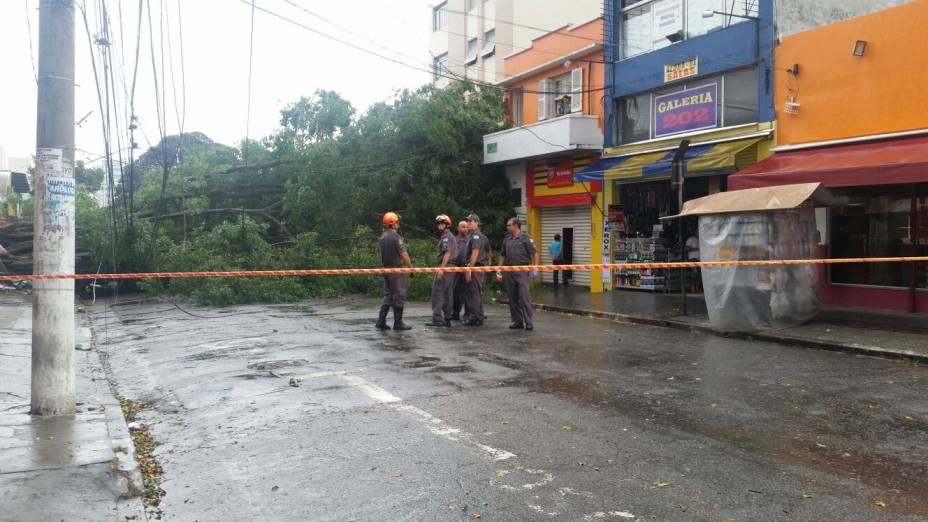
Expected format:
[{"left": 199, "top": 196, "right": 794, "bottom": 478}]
[{"left": 0, "top": 0, "right": 434, "bottom": 165}]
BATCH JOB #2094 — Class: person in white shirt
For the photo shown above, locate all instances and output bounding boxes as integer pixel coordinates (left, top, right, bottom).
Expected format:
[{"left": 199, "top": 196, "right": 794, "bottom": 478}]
[{"left": 685, "top": 226, "right": 701, "bottom": 293}]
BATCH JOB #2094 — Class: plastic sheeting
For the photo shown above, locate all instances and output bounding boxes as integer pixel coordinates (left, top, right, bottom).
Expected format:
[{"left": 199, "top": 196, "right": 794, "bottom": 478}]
[{"left": 699, "top": 203, "right": 819, "bottom": 332}]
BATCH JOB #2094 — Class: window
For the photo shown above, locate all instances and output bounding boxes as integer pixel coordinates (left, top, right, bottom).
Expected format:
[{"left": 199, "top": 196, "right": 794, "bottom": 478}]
[
  {"left": 721, "top": 67, "right": 758, "bottom": 126},
  {"left": 432, "top": 2, "right": 447, "bottom": 31},
  {"left": 830, "top": 185, "right": 928, "bottom": 289},
  {"left": 512, "top": 89, "right": 524, "bottom": 126},
  {"left": 620, "top": 93, "right": 651, "bottom": 144},
  {"left": 467, "top": 0, "right": 478, "bottom": 11},
  {"left": 481, "top": 29, "right": 496, "bottom": 57},
  {"left": 538, "top": 69, "right": 584, "bottom": 120},
  {"left": 621, "top": 4, "right": 652, "bottom": 59},
  {"left": 617, "top": 67, "right": 757, "bottom": 144},
  {"left": 465, "top": 38, "right": 478, "bottom": 64},
  {"left": 433, "top": 53, "right": 449, "bottom": 81},
  {"left": 620, "top": 0, "right": 755, "bottom": 59}
]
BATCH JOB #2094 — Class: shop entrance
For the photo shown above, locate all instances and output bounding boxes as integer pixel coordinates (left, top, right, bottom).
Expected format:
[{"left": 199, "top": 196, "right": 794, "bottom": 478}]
[
  {"left": 540, "top": 206, "right": 591, "bottom": 287},
  {"left": 561, "top": 227, "right": 574, "bottom": 284}
]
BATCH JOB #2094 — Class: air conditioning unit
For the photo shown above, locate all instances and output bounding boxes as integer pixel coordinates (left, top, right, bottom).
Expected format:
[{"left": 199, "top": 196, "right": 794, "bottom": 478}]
[{"left": 783, "top": 96, "right": 800, "bottom": 115}]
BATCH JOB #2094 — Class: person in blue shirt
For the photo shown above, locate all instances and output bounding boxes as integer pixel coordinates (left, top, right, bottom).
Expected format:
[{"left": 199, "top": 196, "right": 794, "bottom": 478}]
[{"left": 550, "top": 233, "right": 566, "bottom": 289}]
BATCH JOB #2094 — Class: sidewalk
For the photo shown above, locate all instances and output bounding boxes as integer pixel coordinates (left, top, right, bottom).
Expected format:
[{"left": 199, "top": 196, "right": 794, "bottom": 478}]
[
  {"left": 518, "top": 285, "right": 928, "bottom": 363},
  {"left": 0, "top": 292, "right": 143, "bottom": 521}
]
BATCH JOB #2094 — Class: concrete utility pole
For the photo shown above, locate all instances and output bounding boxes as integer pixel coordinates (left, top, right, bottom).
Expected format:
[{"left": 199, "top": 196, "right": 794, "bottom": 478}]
[{"left": 31, "top": 0, "right": 76, "bottom": 416}]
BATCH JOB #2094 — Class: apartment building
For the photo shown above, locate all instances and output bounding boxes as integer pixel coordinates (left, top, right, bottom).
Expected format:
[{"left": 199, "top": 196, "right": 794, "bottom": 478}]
[{"left": 429, "top": 0, "right": 603, "bottom": 85}]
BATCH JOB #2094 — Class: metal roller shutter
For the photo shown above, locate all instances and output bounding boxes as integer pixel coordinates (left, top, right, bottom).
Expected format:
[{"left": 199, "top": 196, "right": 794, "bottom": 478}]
[{"left": 539, "top": 206, "right": 592, "bottom": 287}]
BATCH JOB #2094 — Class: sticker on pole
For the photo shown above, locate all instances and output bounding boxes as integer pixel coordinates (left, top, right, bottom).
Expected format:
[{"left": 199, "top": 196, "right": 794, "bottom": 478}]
[{"left": 36, "top": 147, "right": 75, "bottom": 232}]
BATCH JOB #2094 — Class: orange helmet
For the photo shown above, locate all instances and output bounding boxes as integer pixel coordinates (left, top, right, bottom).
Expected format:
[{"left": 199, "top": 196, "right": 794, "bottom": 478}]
[
  {"left": 435, "top": 214, "right": 452, "bottom": 226},
  {"left": 382, "top": 211, "right": 400, "bottom": 225}
]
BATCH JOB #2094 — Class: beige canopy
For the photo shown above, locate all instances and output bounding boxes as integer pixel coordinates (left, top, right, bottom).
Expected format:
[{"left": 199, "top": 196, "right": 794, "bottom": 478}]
[{"left": 661, "top": 182, "right": 830, "bottom": 220}]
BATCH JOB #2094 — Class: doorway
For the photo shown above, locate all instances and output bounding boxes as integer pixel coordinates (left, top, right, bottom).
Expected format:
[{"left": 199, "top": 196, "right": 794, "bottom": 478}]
[{"left": 561, "top": 227, "right": 574, "bottom": 284}]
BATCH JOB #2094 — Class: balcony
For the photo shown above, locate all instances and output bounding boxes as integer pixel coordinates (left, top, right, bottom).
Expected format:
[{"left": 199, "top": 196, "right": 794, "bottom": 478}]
[{"left": 483, "top": 114, "right": 603, "bottom": 165}]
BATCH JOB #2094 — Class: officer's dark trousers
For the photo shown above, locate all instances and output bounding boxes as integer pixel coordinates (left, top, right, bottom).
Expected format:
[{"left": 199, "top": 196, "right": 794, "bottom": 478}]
[
  {"left": 506, "top": 272, "right": 533, "bottom": 327},
  {"left": 382, "top": 274, "right": 407, "bottom": 307},
  {"left": 465, "top": 272, "right": 485, "bottom": 321},
  {"left": 452, "top": 272, "right": 468, "bottom": 318},
  {"left": 430, "top": 273, "right": 454, "bottom": 322}
]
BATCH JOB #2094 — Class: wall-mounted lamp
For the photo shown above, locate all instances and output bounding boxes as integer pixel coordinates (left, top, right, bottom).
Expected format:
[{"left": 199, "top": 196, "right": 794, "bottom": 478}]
[
  {"left": 787, "top": 63, "right": 800, "bottom": 76},
  {"left": 853, "top": 40, "right": 868, "bottom": 57},
  {"left": 665, "top": 30, "right": 684, "bottom": 43}
]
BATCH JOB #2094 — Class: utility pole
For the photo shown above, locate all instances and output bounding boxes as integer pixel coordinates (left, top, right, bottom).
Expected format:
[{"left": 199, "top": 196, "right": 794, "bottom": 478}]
[
  {"left": 32, "top": 0, "right": 76, "bottom": 416},
  {"left": 671, "top": 140, "right": 690, "bottom": 316}
]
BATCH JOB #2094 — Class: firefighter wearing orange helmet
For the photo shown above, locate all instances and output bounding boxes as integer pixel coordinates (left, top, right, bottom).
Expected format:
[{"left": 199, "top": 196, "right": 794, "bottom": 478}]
[
  {"left": 425, "top": 214, "right": 457, "bottom": 327},
  {"left": 376, "top": 211, "right": 414, "bottom": 331}
]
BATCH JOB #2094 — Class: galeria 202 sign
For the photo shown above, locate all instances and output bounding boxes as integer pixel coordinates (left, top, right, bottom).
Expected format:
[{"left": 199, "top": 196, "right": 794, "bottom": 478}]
[{"left": 654, "top": 83, "right": 718, "bottom": 138}]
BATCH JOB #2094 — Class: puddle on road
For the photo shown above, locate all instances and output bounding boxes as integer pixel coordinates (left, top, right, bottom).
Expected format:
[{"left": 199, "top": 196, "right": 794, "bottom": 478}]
[
  {"left": 247, "top": 359, "right": 310, "bottom": 371},
  {"left": 461, "top": 352, "right": 527, "bottom": 371},
  {"left": 428, "top": 365, "right": 474, "bottom": 374},
  {"left": 402, "top": 356, "right": 441, "bottom": 369},
  {"left": 233, "top": 373, "right": 277, "bottom": 380}
]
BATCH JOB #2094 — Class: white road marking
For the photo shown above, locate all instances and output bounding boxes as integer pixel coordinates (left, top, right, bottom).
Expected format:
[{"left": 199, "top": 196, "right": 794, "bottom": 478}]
[
  {"left": 583, "top": 511, "right": 636, "bottom": 520},
  {"left": 341, "top": 373, "right": 402, "bottom": 403},
  {"left": 499, "top": 467, "right": 555, "bottom": 490},
  {"left": 296, "top": 371, "right": 516, "bottom": 461},
  {"left": 527, "top": 504, "right": 559, "bottom": 516},
  {"left": 558, "top": 487, "right": 595, "bottom": 499}
]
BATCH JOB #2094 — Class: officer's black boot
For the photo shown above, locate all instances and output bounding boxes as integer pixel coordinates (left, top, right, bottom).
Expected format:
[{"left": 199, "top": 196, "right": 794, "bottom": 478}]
[
  {"left": 375, "top": 305, "right": 391, "bottom": 330},
  {"left": 393, "top": 306, "right": 412, "bottom": 331}
]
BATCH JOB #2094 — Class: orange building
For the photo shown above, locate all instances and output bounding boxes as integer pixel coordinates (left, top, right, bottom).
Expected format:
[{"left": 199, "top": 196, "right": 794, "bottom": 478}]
[
  {"left": 730, "top": 1, "right": 928, "bottom": 313},
  {"left": 483, "top": 18, "right": 612, "bottom": 292}
]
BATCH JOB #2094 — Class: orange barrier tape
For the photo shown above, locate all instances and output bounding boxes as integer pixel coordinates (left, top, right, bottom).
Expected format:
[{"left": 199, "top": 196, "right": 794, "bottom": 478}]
[{"left": 2, "top": 257, "right": 928, "bottom": 282}]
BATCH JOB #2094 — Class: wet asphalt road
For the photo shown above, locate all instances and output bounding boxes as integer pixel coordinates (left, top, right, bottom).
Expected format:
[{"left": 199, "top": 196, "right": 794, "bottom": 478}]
[{"left": 90, "top": 298, "right": 928, "bottom": 521}]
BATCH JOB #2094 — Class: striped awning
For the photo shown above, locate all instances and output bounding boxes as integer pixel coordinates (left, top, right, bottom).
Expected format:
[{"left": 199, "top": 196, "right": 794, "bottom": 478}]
[
  {"left": 572, "top": 151, "right": 668, "bottom": 182},
  {"left": 577, "top": 137, "right": 764, "bottom": 184},
  {"left": 572, "top": 156, "right": 630, "bottom": 182}
]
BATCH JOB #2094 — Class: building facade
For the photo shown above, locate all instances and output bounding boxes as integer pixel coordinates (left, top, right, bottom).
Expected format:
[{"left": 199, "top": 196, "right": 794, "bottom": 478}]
[
  {"left": 730, "top": 0, "right": 927, "bottom": 313},
  {"left": 482, "top": 18, "right": 610, "bottom": 292},
  {"left": 429, "top": 0, "right": 603, "bottom": 86},
  {"left": 599, "top": 0, "right": 777, "bottom": 293}
]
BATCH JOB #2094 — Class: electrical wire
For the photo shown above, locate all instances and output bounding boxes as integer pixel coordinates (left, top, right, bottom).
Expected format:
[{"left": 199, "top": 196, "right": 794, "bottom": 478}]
[
  {"left": 24, "top": 0, "right": 38, "bottom": 83},
  {"left": 127, "top": 0, "right": 144, "bottom": 228},
  {"left": 148, "top": 0, "right": 172, "bottom": 267},
  {"left": 245, "top": 0, "right": 257, "bottom": 144},
  {"left": 80, "top": 0, "right": 122, "bottom": 281},
  {"left": 241, "top": 0, "right": 605, "bottom": 96}
]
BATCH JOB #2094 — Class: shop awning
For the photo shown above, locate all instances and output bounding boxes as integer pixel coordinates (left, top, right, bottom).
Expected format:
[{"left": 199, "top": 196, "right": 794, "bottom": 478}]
[
  {"left": 577, "top": 136, "right": 764, "bottom": 184},
  {"left": 728, "top": 135, "right": 928, "bottom": 190},
  {"left": 640, "top": 137, "right": 763, "bottom": 179},
  {"left": 573, "top": 156, "right": 630, "bottom": 182},
  {"left": 662, "top": 182, "right": 828, "bottom": 219}
]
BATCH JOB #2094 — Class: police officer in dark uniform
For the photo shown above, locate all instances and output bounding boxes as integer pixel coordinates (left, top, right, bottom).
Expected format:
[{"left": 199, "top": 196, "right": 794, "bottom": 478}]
[
  {"left": 498, "top": 217, "right": 539, "bottom": 331},
  {"left": 426, "top": 214, "right": 456, "bottom": 327},
  {"left": 463, "top": 213, "right": 490, "bottom": 326},
  {"left": 376, "top": 211, "right": 414, "bottom": 331},
  {"left": 451, "top": 220, "right": 470, "bottom": 321}
]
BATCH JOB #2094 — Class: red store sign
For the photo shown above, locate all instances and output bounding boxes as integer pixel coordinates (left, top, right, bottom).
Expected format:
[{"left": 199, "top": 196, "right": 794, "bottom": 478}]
[{"left": 546, "top": 159, "right": 574, "bottom": 188}]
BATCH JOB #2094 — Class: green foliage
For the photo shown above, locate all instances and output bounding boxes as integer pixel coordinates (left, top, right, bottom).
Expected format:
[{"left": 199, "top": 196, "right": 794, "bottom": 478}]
[
  {"left": 75, "top": 81, "right": 507, "bottom": 306},
  {"left": 75, "top": 161, "right": 105, "bottom": 190}
]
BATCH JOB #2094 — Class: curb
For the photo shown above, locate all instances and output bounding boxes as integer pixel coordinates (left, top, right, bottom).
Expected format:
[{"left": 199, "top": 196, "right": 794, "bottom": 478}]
[
  {"left": 516, "top": 300, "right": 928, "bottom": 364},
  {"left": 78, "top": 313, "right": 146, "bottom": 500}
]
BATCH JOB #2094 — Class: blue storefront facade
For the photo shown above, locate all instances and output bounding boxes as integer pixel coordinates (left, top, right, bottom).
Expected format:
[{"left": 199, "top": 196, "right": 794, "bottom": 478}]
[{"left": 584, "top": 0, "right": 779, "bottom": 291}]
